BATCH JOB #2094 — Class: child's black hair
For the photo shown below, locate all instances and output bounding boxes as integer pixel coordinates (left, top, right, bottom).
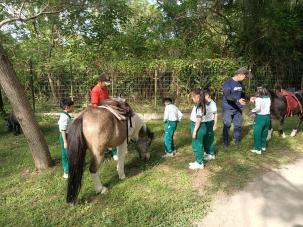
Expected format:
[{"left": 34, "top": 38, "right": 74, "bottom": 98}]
[
  {"left": 255, "top": 86, "right": 269, "bottom": 97},
  {"left": 203, "top": 89, "right": 212, "bottom": 97},
  {"left": 162, "top": 97, "right": 173, "bottom": 104},
  {"left": 60, "top": 98, "right": 74, "bottom": 110},
  {"left": 191, "top": 88, "right": 206, "bottom": 115}
]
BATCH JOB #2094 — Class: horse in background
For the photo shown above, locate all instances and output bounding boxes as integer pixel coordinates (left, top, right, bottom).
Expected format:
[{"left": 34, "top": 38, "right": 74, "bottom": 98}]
[
  {"left": 267, "top": 89, "right": 303, "bottom": 140},
  {"left": 66, "top": 104, "right": 154, "bottom": 204},
  {"left": 4, "top": 113, "right": 21, "bottom": 135}
]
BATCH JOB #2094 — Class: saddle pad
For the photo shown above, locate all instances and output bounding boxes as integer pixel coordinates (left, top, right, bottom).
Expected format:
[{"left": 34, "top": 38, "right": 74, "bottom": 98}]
[
  {"left": 279, "top": 89, "right": 303, "bottom": 116},
  {"left": 97, "top": 105, "right": 127, "bottom": 121}
]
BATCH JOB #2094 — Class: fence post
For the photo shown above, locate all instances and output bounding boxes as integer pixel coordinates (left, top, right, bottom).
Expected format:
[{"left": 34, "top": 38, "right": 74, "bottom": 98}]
[
  {"left": 29, "top": 58, "right": 36, "bottom": 112},
  {"left": 154, "top": 69, "right": 158, "bottom": 108}
]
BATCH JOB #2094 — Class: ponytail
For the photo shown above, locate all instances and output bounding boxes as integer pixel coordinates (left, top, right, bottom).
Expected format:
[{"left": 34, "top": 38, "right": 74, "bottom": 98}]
[{"left": 191, "top": 88, "right": 206, "bottom": 116}]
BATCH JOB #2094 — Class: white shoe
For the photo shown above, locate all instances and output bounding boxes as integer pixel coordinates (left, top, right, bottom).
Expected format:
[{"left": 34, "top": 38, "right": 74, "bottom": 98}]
[
  {"left": 63, "top": 173, "right": 69, "bottom": 179},
  {"left": 262, "top": 148, "right": 266, "bottom": 151},
  {"left": 189, "top": 161, "right": 197, "bottom": 166},
  {"left": 250, "top": 149, "right": 262, "bottom": 155},
  {"left": 204, "top": 154, "right": 215, "bottom": 160},
  {"left": 163, "top": 153, "right": 174, "bottom": 158},
  {"left": 172, "top": 150, "right": 177, "bottom": 155},
  {"left": 189, "top": 162, "right": 204, "bottom": 170},
  {"left": 113, "top": 155, "right": 118, "bottom": 161}
]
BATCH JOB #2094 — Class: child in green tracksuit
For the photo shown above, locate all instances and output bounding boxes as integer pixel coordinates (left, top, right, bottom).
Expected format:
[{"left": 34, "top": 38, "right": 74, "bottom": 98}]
[
  {"left": 189, "top": 88, "right": 207, "bottom": 170},
  {"left": 58, "top": 98, "right": 74, "bottom": 179},
  {"left": 249, "top": 87, "right": 271, "bottom": 154},
  {"left": 163, "top": 98, "right": 183, "bottom": 157},
  {"left": 203, "top": 90, "right": 218, "bottom": 160}
]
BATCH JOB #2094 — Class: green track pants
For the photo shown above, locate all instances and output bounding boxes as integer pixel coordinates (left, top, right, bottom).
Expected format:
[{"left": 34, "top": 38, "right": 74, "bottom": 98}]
[
  {"left": 253, "top": 114, "right": 270, "bottom": 151},
  {"left": 190, "top": 121, "right": 207, "bottom": 164},
  {"left": 59, "top": 132, "right": 69, "bottom": 174},
  {"left": 204, "top": 120, "right": 215, "bottom": 155},
  {"left": 164, "top": 121, "right": 178, "bottom": 153}
]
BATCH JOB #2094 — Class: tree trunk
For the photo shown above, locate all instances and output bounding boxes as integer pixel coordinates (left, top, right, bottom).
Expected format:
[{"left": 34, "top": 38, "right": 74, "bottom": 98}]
[
  {"left": 0, "top": 43, "right": 52, "bottom": 170},
  {"left": 47, "top": 73, "right": 58, "bottom": 103}
]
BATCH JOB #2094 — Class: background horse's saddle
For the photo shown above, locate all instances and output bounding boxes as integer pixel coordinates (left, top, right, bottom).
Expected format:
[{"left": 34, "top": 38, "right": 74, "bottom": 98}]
[
  {"left": 98, "top": 99, "right": 134, "bottom": 120},
  {"left": 278, "top": 89, "right": 303, "bottom": 116}
]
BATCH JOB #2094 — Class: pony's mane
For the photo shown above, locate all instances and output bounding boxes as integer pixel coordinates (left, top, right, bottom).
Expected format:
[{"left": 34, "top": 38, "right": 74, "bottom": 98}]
[
  {"left": 268, "top": 89, "right": 283, "bottom": 99},
  {"left": 138, "top": 124, "right": 154, "bottom": 140}
]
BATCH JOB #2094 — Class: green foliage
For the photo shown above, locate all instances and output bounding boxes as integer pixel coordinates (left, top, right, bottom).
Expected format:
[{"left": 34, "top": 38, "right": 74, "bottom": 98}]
[
  {"left": 0, "top": 0, "right": 302, "bottom": 108},
  {"left": 99, "top": 58, "right": 242, "bottom": 96}
]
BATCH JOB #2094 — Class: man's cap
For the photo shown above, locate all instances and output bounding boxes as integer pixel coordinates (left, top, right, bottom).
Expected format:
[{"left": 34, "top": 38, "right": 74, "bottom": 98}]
[
  {"left": 235, "top": 67, "right": 253, "bottom": 79},
  {"left": 98, "top": 72, "right": 111, "bottom": 82}
]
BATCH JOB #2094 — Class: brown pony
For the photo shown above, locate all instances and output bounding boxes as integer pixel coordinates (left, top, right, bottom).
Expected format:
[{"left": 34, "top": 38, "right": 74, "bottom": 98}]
[{"left": 66, "top": 106, "right": 154, "bottom": 204}]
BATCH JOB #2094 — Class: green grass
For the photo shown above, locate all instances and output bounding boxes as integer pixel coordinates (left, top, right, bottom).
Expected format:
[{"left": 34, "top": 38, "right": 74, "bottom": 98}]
[{"left": 0, "top": 115, "right": 302, "bottom": 226}]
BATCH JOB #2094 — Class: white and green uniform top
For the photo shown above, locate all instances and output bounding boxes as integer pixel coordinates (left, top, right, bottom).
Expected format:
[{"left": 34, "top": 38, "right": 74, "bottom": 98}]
[
  {"left": 164, "top": 104, "right": 183, "bottom": 122},
  {"left": 251, "top": 97, "right": 271, "bottom": 115},
  {"left": 202, "top": 100, "right": 217, "bottom": 122},
  {"left": 58, "top": 112, "right": 72, "bottom": 133},
  {"left": 190, "top": 105, "right": 203, "bottom": 122}
]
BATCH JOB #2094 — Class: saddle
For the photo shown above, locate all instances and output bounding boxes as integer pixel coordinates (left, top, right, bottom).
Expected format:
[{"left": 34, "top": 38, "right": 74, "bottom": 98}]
[
  {"left": 277, "top": 89, "right": 303, "bottom": 117},
  {"left": 99, "top": 98, "right": 134, "bottom": 120},
  {"left": 98, "top": 98, "right": 134, "bottom": 143}
]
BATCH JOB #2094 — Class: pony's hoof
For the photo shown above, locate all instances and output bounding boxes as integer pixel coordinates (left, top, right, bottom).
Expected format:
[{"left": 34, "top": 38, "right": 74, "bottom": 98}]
[
  {"left": 282, "top": 133, "right": 287, "bottom": 138},
  {"left": 96, "top": 186, "right": 108, "bottom": 194},
  {"left": 101, "top": 186, "right": 108, "bottom": 194},
  {"left": 119, "top": 174, "right": 126, "bottom": 180},
  {"left": 290, "top": 130, "right": 297, "bottom": 137}
]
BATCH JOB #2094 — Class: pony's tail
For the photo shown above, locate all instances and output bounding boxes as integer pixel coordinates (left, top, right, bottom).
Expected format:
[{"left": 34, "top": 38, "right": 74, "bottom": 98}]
[{"left": 66, "top": 114, "right": 87, "bottom": 204}]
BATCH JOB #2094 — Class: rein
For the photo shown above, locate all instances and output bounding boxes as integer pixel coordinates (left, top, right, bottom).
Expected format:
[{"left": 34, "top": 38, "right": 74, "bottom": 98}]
[{"left": 126, "top": 116, "right": 133, "bottom": 144}]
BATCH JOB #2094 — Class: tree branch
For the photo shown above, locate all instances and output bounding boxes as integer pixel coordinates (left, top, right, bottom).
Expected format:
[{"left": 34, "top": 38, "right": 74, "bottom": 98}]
[
  {"left": 18, "top": 1, "right": 26, "bottom": 19},
  {"left": 0, "top": 2, "right": 66, "bottom": 29}
]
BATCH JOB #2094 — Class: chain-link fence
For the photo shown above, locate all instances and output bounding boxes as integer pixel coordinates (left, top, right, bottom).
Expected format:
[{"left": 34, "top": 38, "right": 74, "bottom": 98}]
[{"left": 1, "top": 64, "right": 303, "bottom": 113}]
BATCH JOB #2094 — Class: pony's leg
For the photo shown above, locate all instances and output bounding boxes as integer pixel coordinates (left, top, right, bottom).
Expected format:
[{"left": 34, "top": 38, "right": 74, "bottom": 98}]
[
  {"left": 278, "top": 117, "right": 286, "bottom": 138},
  {"left": 117, "top": 140, "right": 127, "bottom": 180},
  {"left": 267, "top": 119, "right": 273, "bottom": 141},
  {"left": 89, "top": 148, "right": 107, "bottom": 194},
  {"left": 291, "top": 115, "right": 303, "bottom": 137}
]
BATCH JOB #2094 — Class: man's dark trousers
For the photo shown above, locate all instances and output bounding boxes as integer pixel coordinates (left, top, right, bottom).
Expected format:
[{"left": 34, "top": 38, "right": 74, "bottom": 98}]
[{"left": 223, "top": 109, "right": 242, "bottom": 146}]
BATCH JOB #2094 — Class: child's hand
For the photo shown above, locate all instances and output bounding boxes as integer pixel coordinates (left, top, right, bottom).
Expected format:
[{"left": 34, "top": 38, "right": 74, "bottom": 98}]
[
  {"left": 247, "top": 111, "right": 255, "bottom": 118},
  {"left": 64, "top": 142, "right": 68, "bottom": 149},
  {"left": 213, "top": 124, "right": 218, "bottom": 131},
  {"left": 239, "top": 98, "right": 246, "bottom": 106},
  {"left": 192, "top": 131, "right": 197, "bottom": 139}
]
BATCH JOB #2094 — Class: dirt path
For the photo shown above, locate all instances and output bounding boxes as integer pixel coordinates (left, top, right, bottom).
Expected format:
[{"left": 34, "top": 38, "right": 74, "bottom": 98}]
[{"left": 197, "top": 157, "right": 303, "bottom": 227}]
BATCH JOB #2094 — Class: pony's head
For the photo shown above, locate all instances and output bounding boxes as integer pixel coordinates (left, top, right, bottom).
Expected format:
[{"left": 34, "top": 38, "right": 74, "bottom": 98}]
[{"left": 136, "top": 125, "right": 154, "bottom": 161}]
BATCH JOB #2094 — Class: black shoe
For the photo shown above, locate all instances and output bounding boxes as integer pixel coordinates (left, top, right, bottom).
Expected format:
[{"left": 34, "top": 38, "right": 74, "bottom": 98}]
[{"left": 235, "top": 140, "right": 240, "bottom": 146}]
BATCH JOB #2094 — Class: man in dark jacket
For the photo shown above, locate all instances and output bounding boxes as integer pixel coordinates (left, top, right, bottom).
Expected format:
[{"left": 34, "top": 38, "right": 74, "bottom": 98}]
[{"left": 222, "top": 67, "right": 252, "bottom": 147}]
